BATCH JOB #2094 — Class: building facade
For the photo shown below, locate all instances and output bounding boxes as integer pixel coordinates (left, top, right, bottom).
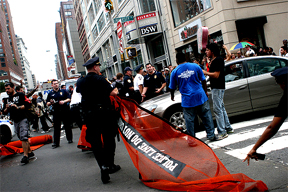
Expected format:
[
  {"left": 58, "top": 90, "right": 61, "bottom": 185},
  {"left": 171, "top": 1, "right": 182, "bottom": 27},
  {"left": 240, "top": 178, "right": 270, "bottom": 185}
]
[
  {"left": 0, "top": 0, "right": 23, "bottom": 85},
  {"left": 55, "top": 22, "right": 68, "bottom": 80},
  {"left": 16, "top": 36, "right": 34, "bottom": 90},
  {"left": 161, "top": 0, "right": 288, "bottom": 63}
]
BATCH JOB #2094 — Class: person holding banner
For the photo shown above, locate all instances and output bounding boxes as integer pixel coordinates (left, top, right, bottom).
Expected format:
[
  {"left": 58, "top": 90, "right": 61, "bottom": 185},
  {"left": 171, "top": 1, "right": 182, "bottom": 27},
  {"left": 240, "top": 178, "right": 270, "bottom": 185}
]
[{"left": 76, "top": 57, "right": 120, "bottom": 184}]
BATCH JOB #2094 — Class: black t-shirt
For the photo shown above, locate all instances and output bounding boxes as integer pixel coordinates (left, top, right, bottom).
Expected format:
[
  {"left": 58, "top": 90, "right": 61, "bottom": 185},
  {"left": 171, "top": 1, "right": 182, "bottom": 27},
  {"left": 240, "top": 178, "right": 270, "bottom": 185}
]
[
  {"left": 274, "top": 87, "right": 287, "bottom": 118},
  {"left": 209, "top": 56, "right": 225, "bottom": 89},
  {"left": 144, "top": 71, "right": 166, "bottom": 97},
  {"left": 123, "top": 75, "right": 134, "bottom": 96},
  {"left": 76, "top": 72, "right": 114, "bottom": 111},
  {"left": 47, "top": 89, "right": 71, "bottom": 113},
  {"left": 3, "top": 92, "right": 27, "bottom": 122}
]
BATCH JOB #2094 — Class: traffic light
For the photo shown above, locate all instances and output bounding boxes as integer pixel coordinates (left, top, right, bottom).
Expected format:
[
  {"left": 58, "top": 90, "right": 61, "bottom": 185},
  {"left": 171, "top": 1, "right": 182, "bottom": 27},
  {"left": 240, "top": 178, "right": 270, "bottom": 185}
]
[
  {"left": 104, "top": 0, "right": 113, "bottom": 12},
  {"left": 126, "top": 47, "right": 137, "bottom": 58}
]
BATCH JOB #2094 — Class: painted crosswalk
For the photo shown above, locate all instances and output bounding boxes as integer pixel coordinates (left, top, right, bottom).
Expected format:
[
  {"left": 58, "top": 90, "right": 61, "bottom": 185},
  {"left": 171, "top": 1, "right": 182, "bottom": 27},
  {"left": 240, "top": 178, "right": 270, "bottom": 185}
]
[{"left": 195, "top": 115, "right": 288, "bottom": 163}]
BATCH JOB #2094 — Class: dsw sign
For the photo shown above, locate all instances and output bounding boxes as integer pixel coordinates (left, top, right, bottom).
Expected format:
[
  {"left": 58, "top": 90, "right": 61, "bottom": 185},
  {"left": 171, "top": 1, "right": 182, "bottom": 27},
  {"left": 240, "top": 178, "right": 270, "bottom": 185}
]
[{"left": 140, "top": 25, "right": 158, "bottom": 35}]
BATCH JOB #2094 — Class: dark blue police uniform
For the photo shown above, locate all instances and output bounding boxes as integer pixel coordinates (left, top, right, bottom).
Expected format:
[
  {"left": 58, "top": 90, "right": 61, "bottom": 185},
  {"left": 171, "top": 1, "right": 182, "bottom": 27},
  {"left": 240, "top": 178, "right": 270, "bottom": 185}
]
[
  {"left": 144, "top": 71, "right": 166, "bottom": 100},
  {"left": 123, "top": 75, "right": 134, "bottom": 98},
  {"left": 47, "top": 89, "right": 72, "bottom": 147},
  {"left": 76, "top": 57, "right": 120, "bottom": 184}
]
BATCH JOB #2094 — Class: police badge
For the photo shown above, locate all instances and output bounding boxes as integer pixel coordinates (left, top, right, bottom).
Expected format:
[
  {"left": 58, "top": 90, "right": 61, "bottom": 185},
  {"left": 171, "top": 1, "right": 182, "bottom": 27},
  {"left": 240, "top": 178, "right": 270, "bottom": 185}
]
[
  {"left": 154, "top": 75, "right": 157, "bottom": 79},
  {"left": 128, "top": 79, "right": 131, "bottom": 83},
  {"left": 60, "top": 92, "right": 63, "bottom": 95}
]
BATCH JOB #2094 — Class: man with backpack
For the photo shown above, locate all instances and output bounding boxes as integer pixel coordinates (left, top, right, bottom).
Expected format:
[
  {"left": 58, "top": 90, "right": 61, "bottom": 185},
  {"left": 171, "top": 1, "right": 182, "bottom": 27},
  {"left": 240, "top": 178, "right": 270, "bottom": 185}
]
[{"left": 2, "top": 82, "right": 35, "bottom": 164}]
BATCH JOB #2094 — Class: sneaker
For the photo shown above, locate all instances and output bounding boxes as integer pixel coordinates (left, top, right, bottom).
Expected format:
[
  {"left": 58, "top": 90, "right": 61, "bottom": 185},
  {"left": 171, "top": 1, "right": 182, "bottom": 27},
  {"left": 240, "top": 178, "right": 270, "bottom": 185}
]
[
  {"left": 28, "top": 152, "right": 35, "bottom": 159},
  {"left": 41, "top": 131, "right": 46, "bottom": 134},
  {"left": 21, "top": 156, "right": 29, "bottom": 164},
  {"left": 208, "top": 135, "right": 219, "bottom": 142},
  {"left": 226, "top": 128, "right": 234, "bottom": 134},
  {"left": 217, "top": 133, "right": 229, "bottom": 140}
]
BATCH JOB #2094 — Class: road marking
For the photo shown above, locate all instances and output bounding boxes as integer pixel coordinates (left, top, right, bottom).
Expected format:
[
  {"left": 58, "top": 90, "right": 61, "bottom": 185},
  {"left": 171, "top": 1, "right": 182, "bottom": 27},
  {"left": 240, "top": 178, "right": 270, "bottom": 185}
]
[{"left": 226, "top": 135, "right": 288, "bottom": 160}]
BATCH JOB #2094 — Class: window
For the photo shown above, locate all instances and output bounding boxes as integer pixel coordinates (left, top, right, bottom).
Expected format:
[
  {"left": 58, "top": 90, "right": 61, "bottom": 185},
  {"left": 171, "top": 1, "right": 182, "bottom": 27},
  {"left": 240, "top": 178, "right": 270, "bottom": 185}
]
[
  {"left": 84, "top": 18, "right": 90, "bottom": 33},
  {"left": 224, "top": 63, "right": 244, "bottom": 82},
  {"left": 0, "top": 70, "right": 7, "bottom": 76},
  {"left": 93, "top": 0, "right": 101, "bottom": 15},
  {"left": 0, "top": 49, "right": 3, "bottom": 52},
  {"left": 247, "top": 58, "right": 281, "bottom": 77},
  {"left": 279, "top": 59, "right": 288, "bottom": 68},
  {"left": 1, "top": 63, "right": 5, "bottom": 67},
  {"left": 81, "top": 0, "right": 86, "bottom": 14},
  {"left": 0, "top": 58, "right": 5, "bottom": 62},
  {"left": 88, "top": 5, "right": 95, "bottom": 25},
  {"left": 97, "top": 13, "right": 105, "bottom": 32},
  {"left": 139, "top": 0, "right": 156, "bottom": 14},
  {"left": 170, "top": 0, "right": 211, "bottom": 27},
  {"left": 88, "top": 35, "right": 92, "bottom": 47},
  {"left": 65, "top": 11, "right": 72, "bottom": 16},
  {"left": 103, "top": 40, "right": 112, "bottom": 59},
  {"left": 64, "top": 4, "right": 74, "bottom": 9},
  {"left": 92, "top": 25, "right": 98, "bottom": 40}
]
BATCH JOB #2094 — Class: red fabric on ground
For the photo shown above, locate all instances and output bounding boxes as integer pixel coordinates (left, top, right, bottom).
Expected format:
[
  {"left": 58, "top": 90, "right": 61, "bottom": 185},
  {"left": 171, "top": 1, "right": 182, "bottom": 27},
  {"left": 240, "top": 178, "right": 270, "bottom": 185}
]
[
  {"left": 114, "top": 97, "right": 268, "bottom": 191},
  {"left": 0, "top": 135, "right": 52, "bottom": 157}
]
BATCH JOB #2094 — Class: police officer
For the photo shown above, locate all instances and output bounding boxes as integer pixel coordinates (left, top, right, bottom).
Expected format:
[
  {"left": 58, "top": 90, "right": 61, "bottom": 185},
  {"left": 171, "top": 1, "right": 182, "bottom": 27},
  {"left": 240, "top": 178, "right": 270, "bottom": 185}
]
[
  {"left": 123, "top": 67, "right": 134, "bottom": 99},
  {"left": 76, "top": 57, "right": 120, "bottom": 184},
  {"left": 142, "top": 63, "right": 166, "bottom": 101},
  {"left": 133, "top": 65, "right": 144, "bottom": 104},
  {"left": 47, "top": 80, "right": 72, "bottom": 148},
  {"left": 244, "top": 67, "right": 288, "bottom": 165}
]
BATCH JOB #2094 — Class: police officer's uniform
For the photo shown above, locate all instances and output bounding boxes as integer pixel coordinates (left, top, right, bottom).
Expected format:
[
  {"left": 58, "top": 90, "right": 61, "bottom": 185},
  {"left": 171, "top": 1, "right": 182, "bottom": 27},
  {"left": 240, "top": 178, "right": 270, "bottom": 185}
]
[
  {"left": 133, "top": 65, "right": 144, "bottom": 104},
  {"left": 143, "top": 70, "right": 166, "bottom": 100},
  {"left": 123, "top": 67, "right": 134, "bottom": 99},
  {"left": 76, "top": 57, "right": 120, "bottom": 184},
  {"left": 47, "top": 87, "right": 73, "bottom": 147}
]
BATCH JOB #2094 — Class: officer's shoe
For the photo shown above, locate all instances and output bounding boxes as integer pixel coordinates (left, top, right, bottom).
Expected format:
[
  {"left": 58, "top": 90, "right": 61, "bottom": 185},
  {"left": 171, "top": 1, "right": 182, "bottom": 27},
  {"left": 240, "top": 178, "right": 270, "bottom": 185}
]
[
  {"left": 101, "top": 166, "right": 110, "bottom": 184},
  {"left": 108, "top": 164, "right": 121, "bottom": 174}
]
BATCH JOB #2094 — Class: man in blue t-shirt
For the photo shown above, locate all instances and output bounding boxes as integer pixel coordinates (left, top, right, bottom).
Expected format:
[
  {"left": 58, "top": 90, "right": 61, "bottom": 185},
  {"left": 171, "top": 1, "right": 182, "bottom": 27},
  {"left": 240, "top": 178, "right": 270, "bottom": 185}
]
[{"left": 169, "top": 52, "right": 218, "bottom": 145}]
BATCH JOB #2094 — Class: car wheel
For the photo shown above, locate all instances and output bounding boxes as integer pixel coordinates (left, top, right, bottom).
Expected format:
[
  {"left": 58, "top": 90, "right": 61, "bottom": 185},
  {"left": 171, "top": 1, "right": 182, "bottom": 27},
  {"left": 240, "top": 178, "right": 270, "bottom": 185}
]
[
  {"left": 165, "top": 107, "right": 187, "bottom": 132},
  {"left": 0, "top": 125, "right": 12, "bottom": 144}
]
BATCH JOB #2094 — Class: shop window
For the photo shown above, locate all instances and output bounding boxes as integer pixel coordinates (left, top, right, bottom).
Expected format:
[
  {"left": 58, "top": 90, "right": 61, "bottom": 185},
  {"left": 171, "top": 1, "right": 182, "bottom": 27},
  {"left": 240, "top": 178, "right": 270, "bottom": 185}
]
[
  {"left": 139, "top": 0, "right": 156, "bottom": 14},
  {"left": 151, "top": 36, "right": 164, "bottom": 58},
  {"left": 170, "top": 0, "right": 211, "bottom": 27}
]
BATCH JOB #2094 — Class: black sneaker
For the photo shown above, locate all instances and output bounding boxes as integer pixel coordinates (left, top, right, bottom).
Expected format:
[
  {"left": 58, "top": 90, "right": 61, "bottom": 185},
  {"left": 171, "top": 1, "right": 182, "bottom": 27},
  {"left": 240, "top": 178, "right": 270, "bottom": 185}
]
[
  {"left": 101, "top": 166, "right": 110, "bottom": 184},
  {"left": 208, "top": 135, "right": 219, "bottom": 141},
  {"left": 226, "top": 128, "right": 234, "bottom": 134},
  {"left": 28, "top": 152, "right": 35, "bottom": 159},
  {"left": 21, "top": 156, "right": 29, "bottom": 164}
]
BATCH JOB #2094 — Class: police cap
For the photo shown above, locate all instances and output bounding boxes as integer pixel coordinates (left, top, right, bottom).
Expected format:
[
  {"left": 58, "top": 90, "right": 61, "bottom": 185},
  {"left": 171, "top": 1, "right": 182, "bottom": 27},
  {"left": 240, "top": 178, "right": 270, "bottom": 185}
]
[
  {"left": 271, "top": 67, "right": 288, "bottom": 78},
  {"left": 124, "top": 67, "right": 133, "bottom": 72},
  {"left": 134, "top": 65, "right": 143, "bottom": 72},
  {"left": 83, "top": 57, "right": 101, "bottom": 67}
]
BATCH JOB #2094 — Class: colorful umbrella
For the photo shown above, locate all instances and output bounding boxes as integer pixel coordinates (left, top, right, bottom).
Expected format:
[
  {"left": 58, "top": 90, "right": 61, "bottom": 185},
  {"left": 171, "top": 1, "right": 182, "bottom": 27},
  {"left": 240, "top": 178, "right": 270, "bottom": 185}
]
[{"left": 230, "top": 42, "right": 255, "bottom": 50}]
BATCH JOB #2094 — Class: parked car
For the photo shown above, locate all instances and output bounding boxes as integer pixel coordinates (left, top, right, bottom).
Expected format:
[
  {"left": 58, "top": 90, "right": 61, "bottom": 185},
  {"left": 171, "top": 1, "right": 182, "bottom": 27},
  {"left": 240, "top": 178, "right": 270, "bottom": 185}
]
[
  {"left": 140, "top": 56, "right": 288, "bottom": 131},
  {"left": 0, "top": 116, "right": 16, "bottom": 144}
]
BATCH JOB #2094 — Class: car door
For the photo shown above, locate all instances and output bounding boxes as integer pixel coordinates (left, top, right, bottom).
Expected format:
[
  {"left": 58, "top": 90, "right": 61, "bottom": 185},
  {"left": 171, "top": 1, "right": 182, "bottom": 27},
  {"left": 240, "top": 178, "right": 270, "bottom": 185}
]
[
  {"left": 208, "top": 61, "right": 252, "bottom": 116},
  {"left": 246, "top": 58, "right": 283, "bottom": 110}
]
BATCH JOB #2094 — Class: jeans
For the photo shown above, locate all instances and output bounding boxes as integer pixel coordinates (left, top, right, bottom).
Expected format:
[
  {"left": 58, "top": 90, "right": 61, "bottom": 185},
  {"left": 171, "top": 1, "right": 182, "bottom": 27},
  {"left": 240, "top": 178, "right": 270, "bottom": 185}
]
[
  {"left": 183, "top": 100, "right": 215, "bottom": 139},
  {"left": 211, "top": 89, "right": 232, "bottom": 135}
]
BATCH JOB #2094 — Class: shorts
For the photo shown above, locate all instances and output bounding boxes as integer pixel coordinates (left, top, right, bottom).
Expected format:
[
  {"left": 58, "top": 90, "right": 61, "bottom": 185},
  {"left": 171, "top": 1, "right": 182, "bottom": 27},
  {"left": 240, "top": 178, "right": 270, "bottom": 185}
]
[{"left": 15, "top": 118, "right": 29, "bottom": 141}]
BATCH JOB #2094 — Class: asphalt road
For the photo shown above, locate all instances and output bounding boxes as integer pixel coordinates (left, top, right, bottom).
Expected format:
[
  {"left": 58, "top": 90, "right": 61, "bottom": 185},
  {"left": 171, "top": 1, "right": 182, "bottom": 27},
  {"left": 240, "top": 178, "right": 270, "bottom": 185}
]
[{"left": 1, "top": 115, "right": 288, "bottom": 191}]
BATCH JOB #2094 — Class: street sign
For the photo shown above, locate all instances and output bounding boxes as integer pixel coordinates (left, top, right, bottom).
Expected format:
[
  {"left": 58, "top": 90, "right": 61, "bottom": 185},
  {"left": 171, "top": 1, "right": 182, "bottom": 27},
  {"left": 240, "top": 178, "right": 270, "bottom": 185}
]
[
  {"left": 114, "top": 16, "right": 134, "bottom": 23},
  {"left": 117, "top": 20, "right": 122, "bottom": 39}
]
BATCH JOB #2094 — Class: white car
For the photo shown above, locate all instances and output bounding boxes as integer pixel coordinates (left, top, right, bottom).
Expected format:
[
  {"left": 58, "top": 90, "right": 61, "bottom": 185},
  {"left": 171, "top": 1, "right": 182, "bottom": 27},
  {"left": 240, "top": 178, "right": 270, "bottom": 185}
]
[{"left": 0, "top": 117, "right": 16, "bottom": 144}]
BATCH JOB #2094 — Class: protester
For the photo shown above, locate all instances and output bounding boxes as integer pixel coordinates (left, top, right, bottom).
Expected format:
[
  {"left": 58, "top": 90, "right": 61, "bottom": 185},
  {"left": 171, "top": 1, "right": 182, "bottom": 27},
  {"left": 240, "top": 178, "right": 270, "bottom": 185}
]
[
  {"left": 236, "top": 51, "right": 244, "bottom": 59},
  {"left": 38, "top": 92, "right": 53, "bottom": 124},
  {"left": 31, "top": 93, "right": 40, "bottom": 132},
  {"left": 223, "top": 45, "right": 232, "bottom": 61},
  {"left": 133, "top": 65, "right": 144, "bottom": 104},
  {"left": 61, "top": 85, "right": 66, "bottom": 91},
  {"left": 69, "top": 84, "right": 83, "bottom": 130},
  {"left": 243, "top": 67, "right": 287, "bottom": 165},
  {"left": 142, "top": 63, "right": 166, "bottom": 102},
  {"left": 112, "top": 73, "right": 125, "bottom": 97},
  {"left": 268, "top": 47, "right": 276, "bottom": 56},
  {"left": 47, "top": 80, "right": 73, "bottom": 148},
  {"left": 169, "top": 53, "right": 218, "bottom": 144},
  {"left": 76, "top": 57, "right": 120, "bottom": 184},
  {"left": 280, "top": 46, "right": 288, "bottom": 57},
  {"left": 3, "top": 82, "right": 34, "bottom": 164},
  {"left": 68, "top": 85, "right": 74, "bottom": 96},
  {"left": 203, "top": 43, "right": 234, "bottom": 140},
  {"left": 164, "top": 67, "right": 171, "bottom": 92},
  {"left": 34, "top": 93, "right": 50, "bottom": 133},
  {"left": 245, "top": 45, "right": 255, "bottom": 57},
  {"left": 123, "top": 67, "right": 134, "bottom": 99}
]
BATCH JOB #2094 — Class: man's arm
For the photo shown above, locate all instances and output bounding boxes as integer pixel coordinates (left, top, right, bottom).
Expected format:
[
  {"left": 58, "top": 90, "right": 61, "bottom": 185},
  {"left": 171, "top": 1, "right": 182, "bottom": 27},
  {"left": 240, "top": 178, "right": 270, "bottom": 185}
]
[
  {"left": 110, "top": 88, "right": 118, "bottom": 96},
  {"left": 203, "top": 70, "right": 220, "bottom": 79},
  {"left": 138, "top": 84, "right": 143, "bottom": 94},
  {"left": 156, "top": 82, "right": 166, "bottom": 93},
  {"left": 170, "top": 89, "right": 175, "bottom": 101},
  {"left": 141, "top": 87, "right": 148, "bottom": 102},
  {"left": 243, "top": 116, "right": 285, "bottom": 165},
  {"left": 201, "top": 80, "right": 209, "bottom": 98},
  {"left": 26, "top": 85, "right": 39, "bottom": 98}
]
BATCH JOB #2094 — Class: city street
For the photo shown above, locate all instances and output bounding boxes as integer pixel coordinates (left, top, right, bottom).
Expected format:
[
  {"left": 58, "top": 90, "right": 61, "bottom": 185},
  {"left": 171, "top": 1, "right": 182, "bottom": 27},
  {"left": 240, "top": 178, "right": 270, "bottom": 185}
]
[{"left": 1, "top": 113, "right": 288, "bottom": 192}]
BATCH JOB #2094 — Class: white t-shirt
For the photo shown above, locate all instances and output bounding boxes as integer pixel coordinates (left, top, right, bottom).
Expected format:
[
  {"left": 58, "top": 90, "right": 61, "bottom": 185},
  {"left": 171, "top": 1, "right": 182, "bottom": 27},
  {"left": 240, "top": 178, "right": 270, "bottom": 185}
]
[
  {"left": 134, "top": 73, "right": 144, "bottom": 91},
  {"left": 70, "top": 88, "right": 82, "bottom": 106},
  {"left": 245, "top": 49, "right": 255, "bottom": 57}
]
